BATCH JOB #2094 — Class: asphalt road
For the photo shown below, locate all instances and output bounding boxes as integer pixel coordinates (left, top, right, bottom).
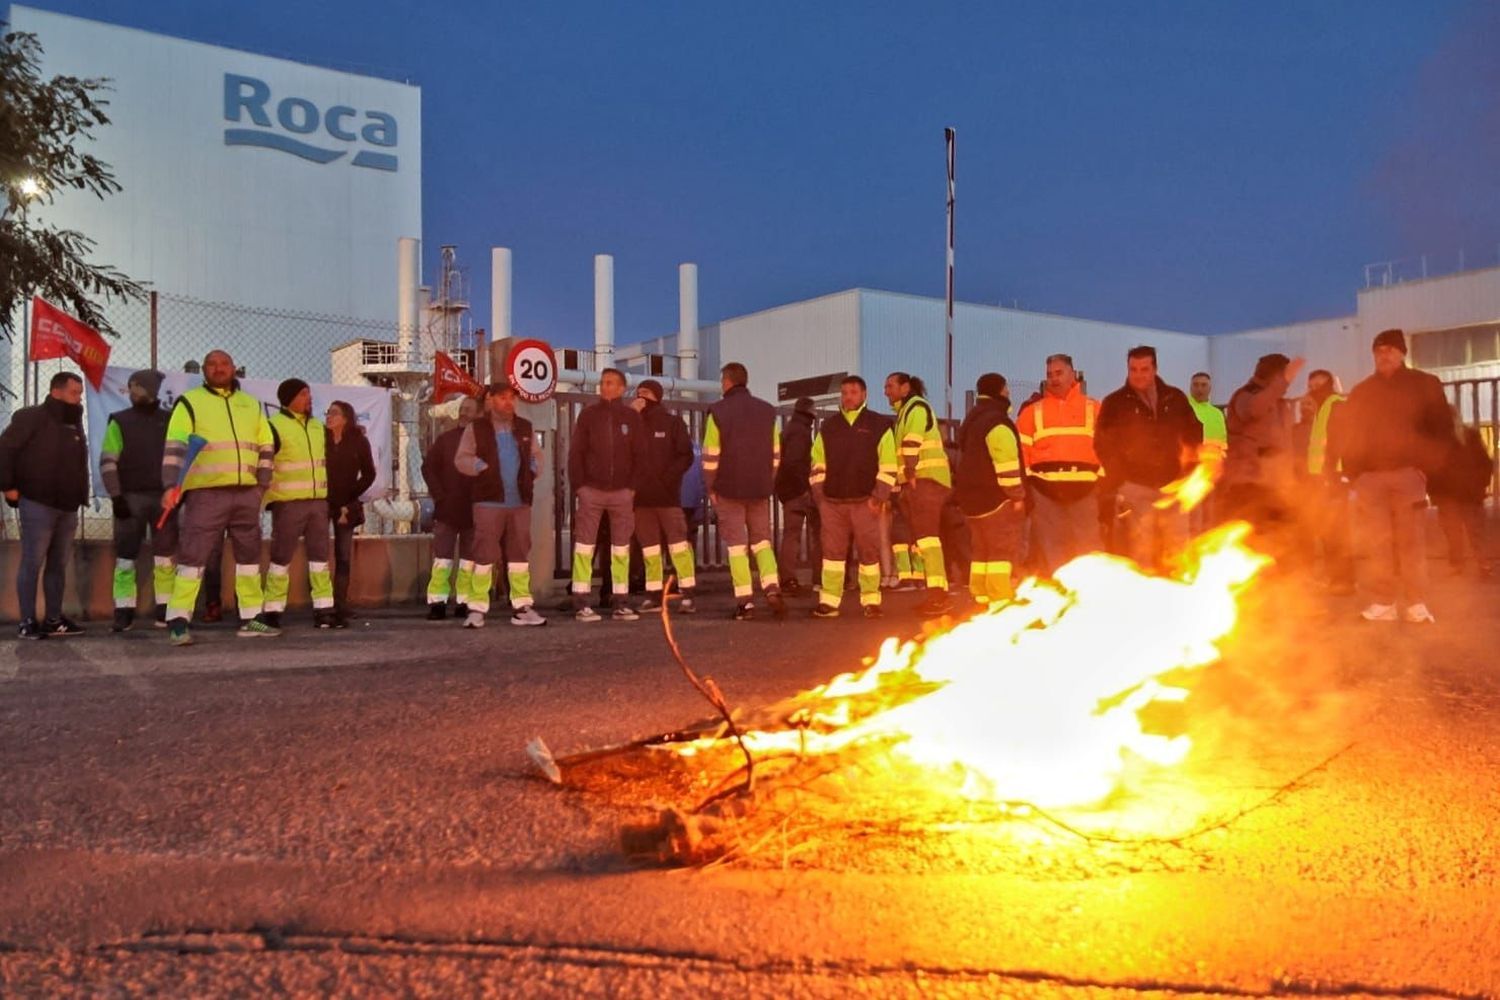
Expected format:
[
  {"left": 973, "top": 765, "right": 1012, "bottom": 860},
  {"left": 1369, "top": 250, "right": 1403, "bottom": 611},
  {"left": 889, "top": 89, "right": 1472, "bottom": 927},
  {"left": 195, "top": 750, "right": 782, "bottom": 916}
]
[{"left": 1, "top": 572, "right": 1497, "bottom": 998}]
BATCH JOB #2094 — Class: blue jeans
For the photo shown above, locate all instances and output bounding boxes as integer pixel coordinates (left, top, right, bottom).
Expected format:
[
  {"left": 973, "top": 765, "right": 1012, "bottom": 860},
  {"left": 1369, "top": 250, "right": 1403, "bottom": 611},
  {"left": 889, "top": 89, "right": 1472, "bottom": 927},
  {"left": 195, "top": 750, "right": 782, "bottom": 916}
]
[{"left": 17, "top": 497, "right": 78, "bottom": 622}]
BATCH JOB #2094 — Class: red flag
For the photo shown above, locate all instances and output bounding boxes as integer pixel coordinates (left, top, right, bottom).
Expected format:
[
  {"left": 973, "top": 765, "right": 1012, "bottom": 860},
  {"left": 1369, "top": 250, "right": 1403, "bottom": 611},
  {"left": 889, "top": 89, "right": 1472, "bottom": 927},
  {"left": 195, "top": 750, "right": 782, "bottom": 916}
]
[
  {"left": 29, "top": 297, "right": 112, "bottom": 389},
  {"left": 432, "top": 350, "right": 483, "bottom": 403}
]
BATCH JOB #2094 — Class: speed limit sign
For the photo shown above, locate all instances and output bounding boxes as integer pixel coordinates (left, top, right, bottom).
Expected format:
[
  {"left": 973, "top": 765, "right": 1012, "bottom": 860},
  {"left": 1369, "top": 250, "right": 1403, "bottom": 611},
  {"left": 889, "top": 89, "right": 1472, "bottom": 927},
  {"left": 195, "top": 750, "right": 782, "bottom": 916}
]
[{"left": 505, "top": 338, "right": 558, "bottom": 403}]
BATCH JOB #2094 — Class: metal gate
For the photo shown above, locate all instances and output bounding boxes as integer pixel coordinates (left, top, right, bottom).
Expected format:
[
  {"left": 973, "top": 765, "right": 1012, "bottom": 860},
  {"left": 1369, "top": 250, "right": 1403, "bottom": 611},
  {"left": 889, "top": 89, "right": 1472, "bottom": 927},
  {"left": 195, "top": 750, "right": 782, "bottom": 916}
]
[{"left": 1440, "top": 376, "right": 1500, "bottom": 502}]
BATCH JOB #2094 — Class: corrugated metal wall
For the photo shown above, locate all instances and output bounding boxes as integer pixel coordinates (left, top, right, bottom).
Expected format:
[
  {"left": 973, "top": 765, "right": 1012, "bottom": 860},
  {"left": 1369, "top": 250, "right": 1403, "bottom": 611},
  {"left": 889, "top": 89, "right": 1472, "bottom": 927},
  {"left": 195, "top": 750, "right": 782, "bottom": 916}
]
[{"left": 716, "top": 290, "right": 862, "bottom": 399}]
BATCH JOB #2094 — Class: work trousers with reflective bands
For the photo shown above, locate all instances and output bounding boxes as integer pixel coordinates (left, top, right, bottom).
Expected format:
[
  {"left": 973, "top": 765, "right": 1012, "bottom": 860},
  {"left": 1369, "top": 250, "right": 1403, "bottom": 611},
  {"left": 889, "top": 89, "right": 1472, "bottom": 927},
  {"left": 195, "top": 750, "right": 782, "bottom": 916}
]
[
  {"left": 112, "top": 490, "right": 179, "bottom": 611},
  {"left": 818, "top": 499, "right": 881, "bottom": 609},
  {"left": 1354, "top": 467, "right": 1429, "bottom": 607},
  {"left": 168, "top": 486, "right": 265, "bottom": 624},
  {"left": 967, "top": 502, "right": 1025, "bottom": 605},
  {"left": 427, "top": 519, "right": 475, "bottom": 606},
  {"left": 899, "top": 480, "right": 949, "bottom": 591},
  {"left": 715, "top": 495, "right": 779, "bottom": 600},
  {"left": 572, "top": 485, "right": 634, "bottom": 602},
  {"left": 470, "top": 504, "right": 533, "bottom": 613},
  {"left": 635, "top": 505, "right": 696, "bottom": 596},
  {"left": 265, "top": 499, "right": 332, "bottom": 614}
]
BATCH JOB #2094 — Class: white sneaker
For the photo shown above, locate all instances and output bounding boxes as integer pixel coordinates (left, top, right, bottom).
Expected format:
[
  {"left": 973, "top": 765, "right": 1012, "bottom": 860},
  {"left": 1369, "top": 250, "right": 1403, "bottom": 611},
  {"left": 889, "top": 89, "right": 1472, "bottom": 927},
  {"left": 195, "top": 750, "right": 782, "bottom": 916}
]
[
  {"left": 638, "top": 596, "right": 663, "bottom": 612},
  {"left": 1360, "top": 603, "right": 1398, "bottom": 622},
  {"left": 575, "top": 606, "right": 601, "bottom": 623},
  {"left": 464, "top": 611, "right": 485, "bottom": 629},
  {"left": 1403, "top": 603, "right": 1436, "bottom": 624},
  {"left": 510, "top": 606, "right": 547, "bottom": 627},
  {"left": 611, "top": 605, "right": 640, "bottom": 622}
]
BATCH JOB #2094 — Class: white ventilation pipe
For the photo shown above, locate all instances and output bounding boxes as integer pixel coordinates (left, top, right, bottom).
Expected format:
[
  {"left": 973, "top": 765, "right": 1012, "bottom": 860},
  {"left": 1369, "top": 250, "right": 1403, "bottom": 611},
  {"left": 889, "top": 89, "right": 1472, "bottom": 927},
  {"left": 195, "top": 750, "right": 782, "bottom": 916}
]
[
  {"left": 594, "top": 253, "right": 614, "bottom": 370},
  {"left": 397, "top": 237, "right": 420, "bottom": 362},
  {"left": 492, "top": 247, "right": 512, "bottom": 343},
  {"left": 678, "top": 262, "right": 699, "bottom": 382}
]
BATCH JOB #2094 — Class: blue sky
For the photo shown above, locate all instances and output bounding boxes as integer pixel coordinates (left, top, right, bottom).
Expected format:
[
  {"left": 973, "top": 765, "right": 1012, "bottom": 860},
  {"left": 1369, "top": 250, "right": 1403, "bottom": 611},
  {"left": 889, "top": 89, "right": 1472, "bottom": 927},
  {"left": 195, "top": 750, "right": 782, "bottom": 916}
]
[{"left": 15, "top": 1, "right": 1500, "bottom": 347}]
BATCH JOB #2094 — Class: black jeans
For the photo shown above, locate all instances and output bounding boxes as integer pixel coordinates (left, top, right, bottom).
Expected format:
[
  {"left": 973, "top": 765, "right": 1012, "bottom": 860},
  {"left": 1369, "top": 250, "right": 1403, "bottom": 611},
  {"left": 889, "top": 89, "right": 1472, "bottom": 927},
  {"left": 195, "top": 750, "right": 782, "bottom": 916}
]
[{"left": 333, "top": 522, "right": 356, "bottom": 612}]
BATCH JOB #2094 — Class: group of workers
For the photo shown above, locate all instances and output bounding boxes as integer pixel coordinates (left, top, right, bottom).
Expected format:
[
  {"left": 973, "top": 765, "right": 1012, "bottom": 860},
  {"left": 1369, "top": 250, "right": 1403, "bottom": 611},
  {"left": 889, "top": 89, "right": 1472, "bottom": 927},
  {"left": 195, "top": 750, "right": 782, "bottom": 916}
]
[{"left": 0, "top": 325, "right": 1489, "bottom": 640}]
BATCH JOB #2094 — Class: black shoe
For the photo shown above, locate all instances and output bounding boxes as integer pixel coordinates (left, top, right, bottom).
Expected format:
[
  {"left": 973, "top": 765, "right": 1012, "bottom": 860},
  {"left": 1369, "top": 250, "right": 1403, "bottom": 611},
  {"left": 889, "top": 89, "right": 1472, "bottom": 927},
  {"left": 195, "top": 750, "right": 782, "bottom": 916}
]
[
  {"left": 111, "top": 608, "right": 136, "bottom": 633},
  {"left": 154, "top": 604, "right": 169, "bottom": 629},
  {"left": 862, "top": 604, "right": 885, "bottom": 619},
  {"left": 202, "top": 600, "right": 223, "bottom": 623},
  {"left": 733, "top": 602, "right": 756, "bottom": 621},
  {"left": 427, "top": 603, "right": 447, "bottom": 621},
  {"left": 17, "top": 619, "right": 45, "bottom": 640},
  {"left": 42, "top": 616, "right": 84, "bottom": 637},
  {"left": 916, "top": 591, "right": 954, "bottom": 618},
  {"left": 812, "top": 603, "right": 840, "bottom": 619},
  {"left": 314, "top": 611, "right": 336, "bottom": 629},
  {"left": 333, "top": 611, "right": 351, "bottom": 629},
  {"left": 455, "top": 603, "right": 469, "bottom": 617},
  {"left": 781, "top": 578, "right": 803, "bottom": 597},
  {"left": 765, "top": 587, "right": 787, "bottom": 619},
  {"left": 262, "top": 611, "right": 284, "bottom": 630}
]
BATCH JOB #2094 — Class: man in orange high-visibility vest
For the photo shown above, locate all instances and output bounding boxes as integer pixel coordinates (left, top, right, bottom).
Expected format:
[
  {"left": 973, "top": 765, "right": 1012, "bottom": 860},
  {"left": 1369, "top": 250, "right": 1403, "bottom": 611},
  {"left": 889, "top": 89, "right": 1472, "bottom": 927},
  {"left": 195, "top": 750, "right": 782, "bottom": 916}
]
[{"left": 1015, "top": 353, "right": 1103, "bottom": 574}]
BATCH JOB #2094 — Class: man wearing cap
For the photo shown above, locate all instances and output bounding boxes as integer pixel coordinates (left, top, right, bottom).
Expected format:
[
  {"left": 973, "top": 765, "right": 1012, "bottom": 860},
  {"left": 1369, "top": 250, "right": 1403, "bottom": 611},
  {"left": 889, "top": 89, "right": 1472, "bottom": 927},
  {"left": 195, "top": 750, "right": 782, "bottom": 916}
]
[
  {"left": 775, "top": 396, "right": 820, "bottom": 596},
  {"left": 422, "top": 396, "right": 480, "bottom": 620},
  {"left": 1337, "top": 329, "right": 1453, "bottom": 624},
  {"left": 160, "top": 350, "right": 277, "bottom": 645},
  {"left": 100, "top": 369, "right": 176, "bottom": 632},
  {"left": 263, "top": 378, "right": 335, "bottom": 630},
  {"left": 455, "top": 383, "right": 546, "bottom": 628},
  {"left": 629, "top": 379, "right": 698, "bottom": 613},
  {"left": 809, "top": 375, "right": 897, "bottom": 619}
]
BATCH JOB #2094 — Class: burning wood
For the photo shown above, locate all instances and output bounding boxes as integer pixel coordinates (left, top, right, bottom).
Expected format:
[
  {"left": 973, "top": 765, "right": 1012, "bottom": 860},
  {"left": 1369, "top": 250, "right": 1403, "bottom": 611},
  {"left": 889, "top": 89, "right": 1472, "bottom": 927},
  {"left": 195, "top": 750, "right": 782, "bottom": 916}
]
[{"left": 529, "top": 521, "right": 1274, "bottom": 867}]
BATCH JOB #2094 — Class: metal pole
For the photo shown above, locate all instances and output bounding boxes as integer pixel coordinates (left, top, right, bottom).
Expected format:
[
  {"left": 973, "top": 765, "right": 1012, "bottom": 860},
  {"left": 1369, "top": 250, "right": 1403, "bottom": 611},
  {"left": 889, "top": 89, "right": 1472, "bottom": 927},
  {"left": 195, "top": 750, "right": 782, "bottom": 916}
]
[
  {"left": 149, "top": 290, "right": 159, "bottom": 371},
  {"left": 944, "top": 126, "right": 956, "bottom": 424},
  {"left": 20, "top": 296, "right": 30, "bottom": 407}
]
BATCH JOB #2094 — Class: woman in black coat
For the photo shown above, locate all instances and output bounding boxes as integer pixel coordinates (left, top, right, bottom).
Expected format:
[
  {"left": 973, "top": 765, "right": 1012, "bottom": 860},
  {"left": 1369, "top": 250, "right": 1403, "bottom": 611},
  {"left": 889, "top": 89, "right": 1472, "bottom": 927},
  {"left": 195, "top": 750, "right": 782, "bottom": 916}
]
[{"left": 324, "top": 400, "right": 378, "bottom": 626}]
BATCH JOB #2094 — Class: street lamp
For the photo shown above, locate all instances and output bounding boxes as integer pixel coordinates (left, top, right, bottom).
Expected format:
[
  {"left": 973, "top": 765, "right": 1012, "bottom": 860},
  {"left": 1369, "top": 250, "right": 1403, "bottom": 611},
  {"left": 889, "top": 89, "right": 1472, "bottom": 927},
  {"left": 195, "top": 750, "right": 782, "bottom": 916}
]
[{"left": 17, "top": 176, "right": 43, "bottom": 200}]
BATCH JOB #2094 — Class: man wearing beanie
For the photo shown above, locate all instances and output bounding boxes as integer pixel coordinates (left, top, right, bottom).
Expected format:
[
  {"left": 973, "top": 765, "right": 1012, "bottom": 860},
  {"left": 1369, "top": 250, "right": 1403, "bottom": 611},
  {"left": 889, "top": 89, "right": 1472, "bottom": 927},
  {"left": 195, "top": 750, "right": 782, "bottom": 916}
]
[
  {"left": 263, "top": 377, "right": 336, "bottom": 630},
  {"left": 1336, "top": 328, "right": 1452, "bottom": 624},
  {"left": 159, "top": 350, "right": 277, "bottom": 645},
  {"left": 100, "top": 369, "right": 175, "bottom": 632},
  {"left": 954, "top": 372, "right": 1026, "bottom": 605},
  {"left": 629, "top": 379, "right": 698, "bottom": 613}
]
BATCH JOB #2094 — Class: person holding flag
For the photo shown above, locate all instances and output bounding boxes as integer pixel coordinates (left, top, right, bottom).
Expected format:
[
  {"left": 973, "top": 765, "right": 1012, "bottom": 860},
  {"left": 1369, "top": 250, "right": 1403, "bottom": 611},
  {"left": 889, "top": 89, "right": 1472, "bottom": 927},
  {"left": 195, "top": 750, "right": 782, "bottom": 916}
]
[
  {"left": 262, "top": 379, "right": 334, "bottom": 630},
  {"left": 159, "top": 349, "right": 278, "bottom": 646},
  {"left": 100, "top": 369, "right": 175, "bottom": 632}
]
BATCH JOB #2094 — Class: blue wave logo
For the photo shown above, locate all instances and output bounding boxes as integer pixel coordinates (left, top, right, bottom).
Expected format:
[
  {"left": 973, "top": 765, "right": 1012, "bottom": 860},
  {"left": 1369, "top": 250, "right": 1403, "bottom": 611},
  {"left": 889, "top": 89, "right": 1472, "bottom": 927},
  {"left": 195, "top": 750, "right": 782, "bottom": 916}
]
[{"left": 223, "top": 74, "right": 399, "bottom": 172}]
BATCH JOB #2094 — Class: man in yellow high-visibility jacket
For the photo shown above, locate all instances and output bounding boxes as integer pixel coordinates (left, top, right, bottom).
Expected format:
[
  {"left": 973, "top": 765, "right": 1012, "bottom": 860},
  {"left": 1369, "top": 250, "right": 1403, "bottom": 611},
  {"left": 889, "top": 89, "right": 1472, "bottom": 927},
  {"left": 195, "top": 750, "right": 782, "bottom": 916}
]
[
  {"left": 1303, "top": 368, "right": 1354, "bottom": 594},
  {"left": 263, "top": 378, "right": 335, "bottom": 630},
  {"left": 884, "top": 372, "right": 953, "bottom": 617},
  {"left": 954, "top": 373, "right": 1026, "bottom": 605},
  {"left": 160, "top": 350, "right": 277, "bottom": 645}
]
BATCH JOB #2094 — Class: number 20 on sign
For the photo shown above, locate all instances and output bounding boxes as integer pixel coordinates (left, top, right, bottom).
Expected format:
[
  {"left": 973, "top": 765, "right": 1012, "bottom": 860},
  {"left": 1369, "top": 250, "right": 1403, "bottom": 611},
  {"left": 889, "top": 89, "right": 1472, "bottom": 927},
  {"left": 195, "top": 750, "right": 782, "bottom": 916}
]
[{"left": 506, "top": 339, "right": 559, "bottom": 403}]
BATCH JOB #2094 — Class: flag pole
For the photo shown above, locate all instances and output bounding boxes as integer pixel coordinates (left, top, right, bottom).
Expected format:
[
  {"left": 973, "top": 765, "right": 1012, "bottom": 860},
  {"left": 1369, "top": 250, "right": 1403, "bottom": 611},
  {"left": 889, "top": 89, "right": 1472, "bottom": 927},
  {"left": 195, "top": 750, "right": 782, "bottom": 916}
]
[
  {"left": 20, "top": 296, "right": 31, "bottom": 407},
  {"left": 944, "top": 127, "right": 956, "bottom": 424}
]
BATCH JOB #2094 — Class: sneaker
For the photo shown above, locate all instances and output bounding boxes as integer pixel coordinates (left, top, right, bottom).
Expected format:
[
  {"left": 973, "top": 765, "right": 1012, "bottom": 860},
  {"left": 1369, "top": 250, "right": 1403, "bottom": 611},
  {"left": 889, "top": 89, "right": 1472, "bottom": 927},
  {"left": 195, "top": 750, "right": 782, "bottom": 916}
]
[
  {"left": 575, "top": 606, "right": 602, "bottom": 623},
  {"left": 315, "top": 612, "right": 336, "bottom": 630},
  {"left": 916, "top": 591, "right": 954, "bottom": 618},
  {"left": 765, "top": 587, "right": 787, "bottom": 619},
  {"left": 202, "top": 600, "right": 223, "bottom": 623},
  {"left": 154, "top": 605, "right": 169, "bottom": 629},
  {"left": 897, "top": 579, "right": 923, "bottom": 593},
  {"left": 42, "top": 616, "right": 84, "bottom": 637},
  {"left": 426, "top": 603, "right": 448, "bottom": 621},
  {"left": 733, "top": 602, "right": 756, "bottom": 621},
  {"left": 612, "top": 605, "right": 640, "bottom": 622},
  {"left": 464, "top": 611, "right": 486, "bottom": 629},
  {"left": 168, "top": 621, "right": 193, "bottom": 647},
  {"left": 1403, "top": 603, "right": 1436, "bottom": 625},
  {"left": 862, "top": 604, "right": 885, "bottom": 619},
  {"left": 812, "top": 603, "right": 840, "bottom": 619},
  {"left": 679, "top": 597, "right": 697, "bottom": 615},
  {"left": 510, "top": 606, "right": 547, "bottom": 627},
  {"left": 237, "top": 617, "right": 281, "bottom": 638},
  {"left": 111, "top": 608, "right": 135, "bottom": 633},
  {"left": 17, "top": 619, "right": 45, "bottom": 640},
  {"left": 638, "top": 596, "right": 663, "bottom": 612},
  {"left": 262, "top": 611, "right": 283, "bottom": 630},
  {"left": 1360, "top": 603, "right": 1398, "bottom": 623}
]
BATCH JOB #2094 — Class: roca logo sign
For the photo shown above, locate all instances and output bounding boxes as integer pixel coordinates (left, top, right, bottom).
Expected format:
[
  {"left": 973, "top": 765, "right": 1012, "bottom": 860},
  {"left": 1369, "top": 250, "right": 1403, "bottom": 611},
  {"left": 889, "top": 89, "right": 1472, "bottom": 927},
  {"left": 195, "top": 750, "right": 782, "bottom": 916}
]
[{"left": 222, "top": 73, "right": 399, "bottom": 172}]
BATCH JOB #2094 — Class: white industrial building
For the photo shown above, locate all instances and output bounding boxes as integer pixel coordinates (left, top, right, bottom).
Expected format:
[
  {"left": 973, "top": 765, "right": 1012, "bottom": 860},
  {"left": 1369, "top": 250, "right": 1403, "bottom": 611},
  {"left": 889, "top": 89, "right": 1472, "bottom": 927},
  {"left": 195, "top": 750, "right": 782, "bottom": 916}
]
[{"left": 3, "top": 5, "right": 422, "bottom": 397}]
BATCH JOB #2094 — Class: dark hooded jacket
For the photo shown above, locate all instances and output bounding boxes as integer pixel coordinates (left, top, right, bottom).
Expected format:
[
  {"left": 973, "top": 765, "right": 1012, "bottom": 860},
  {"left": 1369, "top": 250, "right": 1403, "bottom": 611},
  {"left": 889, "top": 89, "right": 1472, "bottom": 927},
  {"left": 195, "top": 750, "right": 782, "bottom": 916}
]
[
  {"left": 633, "top": 400, "right": 694, "bottom": 508},
  {"left": 0, "top": 396, "right": 90, "bottom": 510}
]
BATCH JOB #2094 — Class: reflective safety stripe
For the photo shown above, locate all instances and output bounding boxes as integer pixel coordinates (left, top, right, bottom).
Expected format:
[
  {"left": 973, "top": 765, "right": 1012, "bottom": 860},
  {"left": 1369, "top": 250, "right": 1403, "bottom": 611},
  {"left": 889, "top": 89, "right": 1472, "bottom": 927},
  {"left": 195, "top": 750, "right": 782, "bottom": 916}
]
[{"left": 1029, "top": 467, "right": 1100, "bottom": 482}]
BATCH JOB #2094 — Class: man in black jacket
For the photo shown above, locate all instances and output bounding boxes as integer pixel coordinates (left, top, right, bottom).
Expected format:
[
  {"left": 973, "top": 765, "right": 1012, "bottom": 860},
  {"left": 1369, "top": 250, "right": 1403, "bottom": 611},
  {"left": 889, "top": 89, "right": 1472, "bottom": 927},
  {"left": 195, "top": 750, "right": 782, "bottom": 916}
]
[
  {"left": 568, "top": 368, "right": 643, "bottom": 622},
  {"left": 630, "top": 379, "right": 697, "bottom": 613},
  {"left": 1095, "top": 346, "right": 1204, "bottom": 569},
  {"left": 100, "top": 369, "right": 174, "bottom": 632},
  {"left": 0, "top": 371, "right": 90, "bottom": 639},
  {"left": 1338, "top": 328, "right": 1453, "bottom": 624},
  {"left": 775, "top": 397, "right": 819, "bottom": 596},
  {"left": 421, "top": 395, "right": 479, "bottom": 620},
  {"left": 455, "top": 383, "right": 545, "bottom": 628}
]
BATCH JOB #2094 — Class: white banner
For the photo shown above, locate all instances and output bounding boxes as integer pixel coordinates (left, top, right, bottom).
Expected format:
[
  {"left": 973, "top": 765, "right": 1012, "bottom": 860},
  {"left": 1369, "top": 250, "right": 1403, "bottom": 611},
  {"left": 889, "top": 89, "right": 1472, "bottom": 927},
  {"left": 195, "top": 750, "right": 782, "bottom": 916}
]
[{"left": 85, "top": 367, "right": 392, "bottom": 501}]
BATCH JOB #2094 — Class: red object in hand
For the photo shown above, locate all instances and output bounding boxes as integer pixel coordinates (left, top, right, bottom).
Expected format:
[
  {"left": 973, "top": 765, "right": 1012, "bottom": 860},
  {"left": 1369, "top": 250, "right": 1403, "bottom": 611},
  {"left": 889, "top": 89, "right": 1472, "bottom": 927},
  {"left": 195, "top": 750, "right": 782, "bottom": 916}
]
[{"left": 156, "top": 486, "right": 183, "bottom": 530}]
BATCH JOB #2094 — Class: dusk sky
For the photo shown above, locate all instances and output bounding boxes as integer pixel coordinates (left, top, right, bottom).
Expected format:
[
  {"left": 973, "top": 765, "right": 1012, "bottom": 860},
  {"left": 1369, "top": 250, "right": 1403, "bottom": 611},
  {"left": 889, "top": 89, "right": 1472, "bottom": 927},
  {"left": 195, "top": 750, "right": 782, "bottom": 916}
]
[{"left": 16, "top": 1, "right": 1500, "bottom": 349}]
